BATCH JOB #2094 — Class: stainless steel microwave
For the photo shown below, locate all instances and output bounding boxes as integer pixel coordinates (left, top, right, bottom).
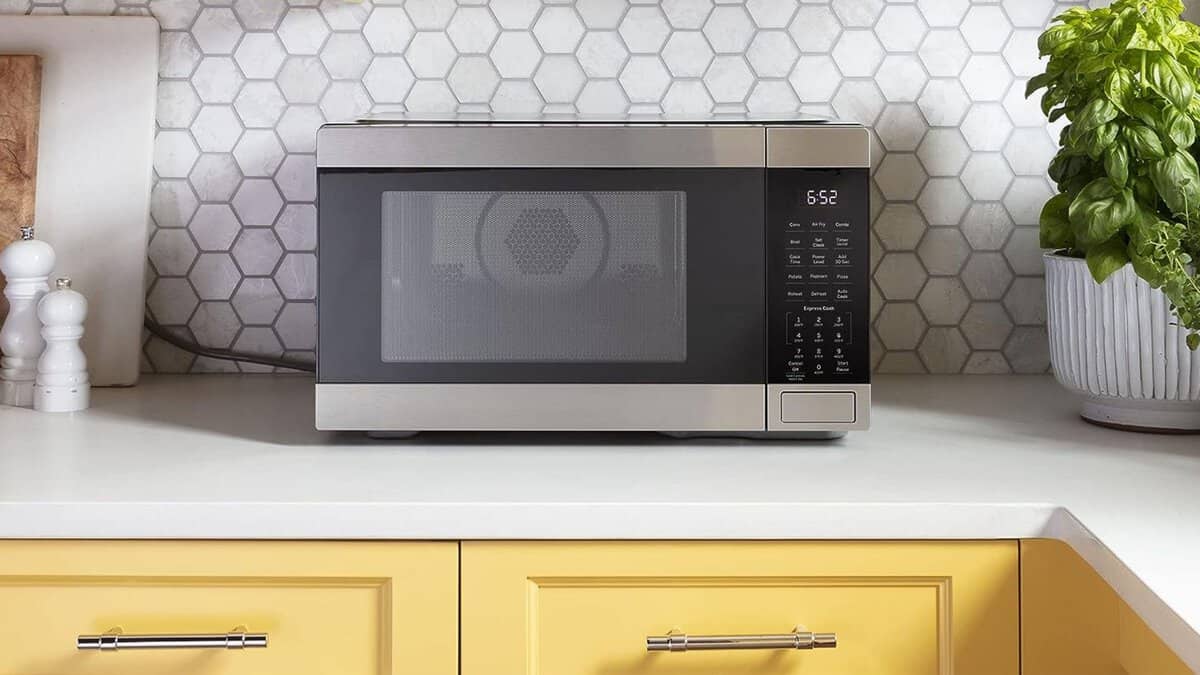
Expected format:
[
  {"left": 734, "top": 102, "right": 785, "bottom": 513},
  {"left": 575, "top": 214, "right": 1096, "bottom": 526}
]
[{"left": 315, "top": 114, "right": 870, "bottom": 438}]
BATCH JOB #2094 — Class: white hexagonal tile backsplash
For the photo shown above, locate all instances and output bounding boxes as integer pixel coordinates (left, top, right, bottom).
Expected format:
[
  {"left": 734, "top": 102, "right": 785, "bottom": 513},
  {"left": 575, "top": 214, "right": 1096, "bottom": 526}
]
[{"left": 0, "top": 0, "right": 1104, "bottom": 374}]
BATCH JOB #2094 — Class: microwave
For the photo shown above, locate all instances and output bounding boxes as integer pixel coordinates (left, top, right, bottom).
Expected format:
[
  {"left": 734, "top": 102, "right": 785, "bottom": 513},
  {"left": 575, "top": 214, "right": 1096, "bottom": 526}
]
[{"left": 315, "top": 114, "right": 870, "bottom": 438}]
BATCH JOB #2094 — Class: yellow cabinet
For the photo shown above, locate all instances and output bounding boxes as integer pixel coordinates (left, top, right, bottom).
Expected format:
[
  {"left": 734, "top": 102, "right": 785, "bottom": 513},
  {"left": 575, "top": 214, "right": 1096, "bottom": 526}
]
[
  {"left": 1021, "top": 539, "right": 1190, "bottom": 675},
  {"left": 0, "top": 541, "right": 457, "bottom": 675},
  {"left": 461, "top": 541, "right": 1019, "bottom": 675}
]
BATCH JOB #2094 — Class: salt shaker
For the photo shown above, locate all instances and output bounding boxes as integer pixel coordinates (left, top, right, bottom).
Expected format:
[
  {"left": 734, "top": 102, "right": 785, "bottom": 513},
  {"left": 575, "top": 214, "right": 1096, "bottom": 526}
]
[
  {"left": 33, "top": 277, "right": 89, "bottom": 413},
  {"left": 0, "top": 226, "right": 55, "bottom": 407}
]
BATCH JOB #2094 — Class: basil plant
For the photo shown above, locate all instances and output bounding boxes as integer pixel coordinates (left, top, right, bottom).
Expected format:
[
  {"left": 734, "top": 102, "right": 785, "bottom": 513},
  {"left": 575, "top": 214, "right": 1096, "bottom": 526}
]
[{"left": 1030, "top": 0, "right": 1200, "bottom": 348}]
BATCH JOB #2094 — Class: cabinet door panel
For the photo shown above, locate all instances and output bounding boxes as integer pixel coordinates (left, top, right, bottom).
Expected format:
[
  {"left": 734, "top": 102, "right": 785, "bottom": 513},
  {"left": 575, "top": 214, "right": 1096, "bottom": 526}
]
[
  {"left": 462, "top": 541, "right": 1018, "bottom": 675},
  {"left": 0, "top": 541, "right": 457, "bottom": 675},
  {"left": 1020, "top": 539, "right": 1190, "bottom": 675}
]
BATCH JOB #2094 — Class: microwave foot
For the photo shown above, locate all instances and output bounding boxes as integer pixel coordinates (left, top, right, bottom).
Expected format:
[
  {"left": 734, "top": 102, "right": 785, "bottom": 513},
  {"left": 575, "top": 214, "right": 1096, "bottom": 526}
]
[
  {"left": 659, "top": 430, "right": 847, "bottom": 440},
  {"left": 366, "top": 430, "right": 422, "bottom": 439}
]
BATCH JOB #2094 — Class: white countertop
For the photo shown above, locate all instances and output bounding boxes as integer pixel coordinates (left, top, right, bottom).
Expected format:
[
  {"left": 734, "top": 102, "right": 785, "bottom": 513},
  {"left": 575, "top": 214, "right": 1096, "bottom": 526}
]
[{"left": 1, "top": 374, "right": 1198, "bottom": 668}]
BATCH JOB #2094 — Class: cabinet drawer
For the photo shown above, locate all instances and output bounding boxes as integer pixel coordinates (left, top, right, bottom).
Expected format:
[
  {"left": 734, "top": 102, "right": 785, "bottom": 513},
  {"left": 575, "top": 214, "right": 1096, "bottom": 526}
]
[
  {"left": 462, "top": 541, "right": 1018, "bottom": 675},
  {"left": 0, "top": 541, "right": 457, "bottom": 675}
]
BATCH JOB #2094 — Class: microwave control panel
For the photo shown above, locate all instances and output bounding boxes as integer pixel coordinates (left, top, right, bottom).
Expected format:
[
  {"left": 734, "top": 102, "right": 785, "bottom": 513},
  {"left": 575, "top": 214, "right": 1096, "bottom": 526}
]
[{"left": 767, "top": 168, "right": 871, "bottom": 385}]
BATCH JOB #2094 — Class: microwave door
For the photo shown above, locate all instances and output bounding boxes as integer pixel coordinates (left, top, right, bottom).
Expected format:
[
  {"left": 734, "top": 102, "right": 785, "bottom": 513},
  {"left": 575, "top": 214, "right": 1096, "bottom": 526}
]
[{"left": 317, "top": 167, "right": 766, "bottom": 390}]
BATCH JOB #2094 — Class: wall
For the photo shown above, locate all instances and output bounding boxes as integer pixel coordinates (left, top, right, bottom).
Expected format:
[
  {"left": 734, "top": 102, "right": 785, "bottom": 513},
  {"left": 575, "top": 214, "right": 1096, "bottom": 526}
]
[{"left": 0, "top": 0, "right": 1096, "bottom": 373}]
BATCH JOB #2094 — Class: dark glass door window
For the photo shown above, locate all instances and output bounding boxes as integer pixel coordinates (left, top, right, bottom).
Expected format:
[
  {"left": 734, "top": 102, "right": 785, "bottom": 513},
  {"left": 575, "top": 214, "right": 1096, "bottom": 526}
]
[
  {"left": 318, "top": 168, "right": 764, "bottom": 383},
  {"left": 380, "top": 190, "right": 687, "bottom": 363}
]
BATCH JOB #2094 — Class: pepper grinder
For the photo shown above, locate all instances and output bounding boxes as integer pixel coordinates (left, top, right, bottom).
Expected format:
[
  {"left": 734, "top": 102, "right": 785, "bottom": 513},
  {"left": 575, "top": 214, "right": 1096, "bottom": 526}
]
[
  {"left": 34, "top": 277, "right": 89, "bottom": 413},
  {"left": 0, "top": 227, "right": 56, "bottom": 407}
]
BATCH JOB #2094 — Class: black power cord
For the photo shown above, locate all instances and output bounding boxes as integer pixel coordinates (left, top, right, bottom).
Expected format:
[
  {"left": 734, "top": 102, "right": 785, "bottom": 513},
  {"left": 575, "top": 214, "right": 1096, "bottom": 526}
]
[{"left": 144, "top": 316, "right": 316, "bottom": 373}]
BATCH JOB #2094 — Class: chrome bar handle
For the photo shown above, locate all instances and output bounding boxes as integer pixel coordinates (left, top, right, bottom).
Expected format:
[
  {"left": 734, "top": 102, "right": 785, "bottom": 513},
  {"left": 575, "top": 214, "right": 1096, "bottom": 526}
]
[
  {"left": 647, "top": 628, "right": 836, "bottom": 652},
  {"left": 78, "top": 630, "right": 268, "bottom": 651}
]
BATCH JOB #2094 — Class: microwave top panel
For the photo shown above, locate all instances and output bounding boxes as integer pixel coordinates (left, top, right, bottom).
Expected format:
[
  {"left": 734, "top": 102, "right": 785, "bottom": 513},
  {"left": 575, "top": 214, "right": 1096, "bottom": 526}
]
[
  {"left": 316, "top": 113, "right": 870, "bottom": 169},
  {"left": 348, "top": 112, "right": 855, "bottom": 126}
]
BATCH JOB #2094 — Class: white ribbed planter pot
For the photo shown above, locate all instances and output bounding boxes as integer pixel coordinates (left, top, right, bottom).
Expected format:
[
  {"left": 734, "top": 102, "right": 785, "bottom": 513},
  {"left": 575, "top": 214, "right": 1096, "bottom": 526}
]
[{"left": 1045, "top": 253, "right": 1200, "bottom": 431}]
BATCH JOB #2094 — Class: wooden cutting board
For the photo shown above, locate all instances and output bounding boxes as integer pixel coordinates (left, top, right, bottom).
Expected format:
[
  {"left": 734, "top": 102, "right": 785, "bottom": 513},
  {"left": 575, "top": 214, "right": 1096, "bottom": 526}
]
[
  {"left": 0, "top": 54, "right": 41, "bottom": 321},
  {"left": 0, "top": 18, "right": 158, "bottom": 386}
]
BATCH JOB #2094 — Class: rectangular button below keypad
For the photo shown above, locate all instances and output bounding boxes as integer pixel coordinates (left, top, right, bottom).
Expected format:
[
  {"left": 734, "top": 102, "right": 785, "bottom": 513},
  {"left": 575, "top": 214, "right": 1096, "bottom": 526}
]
[{"left": 780, "top": 392, "right": 857, "bottom": 423}]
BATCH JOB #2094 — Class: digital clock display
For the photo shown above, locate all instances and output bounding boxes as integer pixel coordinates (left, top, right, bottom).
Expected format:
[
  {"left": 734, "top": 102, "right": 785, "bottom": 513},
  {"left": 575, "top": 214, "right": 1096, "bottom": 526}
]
[{"left": 805, "top": 188, "right": 839, "bottom": 206}]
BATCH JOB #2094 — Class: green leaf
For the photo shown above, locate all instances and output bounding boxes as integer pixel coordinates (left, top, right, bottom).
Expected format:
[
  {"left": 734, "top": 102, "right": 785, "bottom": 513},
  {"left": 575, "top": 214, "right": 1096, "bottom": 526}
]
[
  {"left": 1087, "top": 122, "right": 1119, "bottom": 159},
  {"left": 1162, "top": 106, "right": 1196, "bottom": 148},
  {"left": 1108, "top": 11, "right": 1133, "bottom": 47},
  {"left": 1041, "top": 87, "right": 1069, "bottom": 116},
  {"left": 1128, "top": 24, "right": 1161, "bottom": 50},
  {"left": 1126, "top": 99, "right": 1161, "bottom": 127},
  {"left": 1068, "top": 177, "right": 1136, "bottom": 246},
  {"left": 1150, "top": 149, "right": 1200, "bottom": 218},
  {"left": 1040, "top": 193, "right": 1075, "bottom": 249},
  {"left": 1077, "top": 97, "right": 1119, "bottom": 132},
  {"left": 1104, "top": 143, "right": 1129, "bottom": 185},
  {"left": 1078, "top": 54, "right": 1112, "bottom": 74},
  {"left": 1026, "top": 72, "right": 1056, "bottom": 98},
  {"left": 1180, "top": 46, "right": 1200, "bottom": 70},
  {"left": 1124, "top": 124, "right": 1167, "bottom": 158},
  {"left": 1132, "top": 175, "right": 1158, "bottom": 206},
  {"left": 1039, "top": 24, "right": 1078, "bottom": 56},
  {"left": 1053, "top": 6, "right": 1089, "bottom": 23},
  {"left": 1049, "top": 151, "right": 1089, "bottom": 185},
  {"left": 1064, "top": 172, "right": 1096, "bottom": 200},
  {"left": 1104, "top": 68, "right": 1134, "bottom": 112},
  {"left": 1086, "top": 236, "right": 1130, "bottom": 282},
  {"left": 1187, "top": 332, "right": 1199, "bottom": 350},
  {"left": 1148, "top": 53, "right": 1196, "bottom": 108},
  {"left": 1130, "top": 249, "right": 1164, "bottom": 285}
]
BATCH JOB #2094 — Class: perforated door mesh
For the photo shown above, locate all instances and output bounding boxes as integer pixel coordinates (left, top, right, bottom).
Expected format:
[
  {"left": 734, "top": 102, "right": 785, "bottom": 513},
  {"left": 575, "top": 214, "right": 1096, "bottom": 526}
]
[{"left": 381, "top": 191, "right": 687, "bottom": 362}]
